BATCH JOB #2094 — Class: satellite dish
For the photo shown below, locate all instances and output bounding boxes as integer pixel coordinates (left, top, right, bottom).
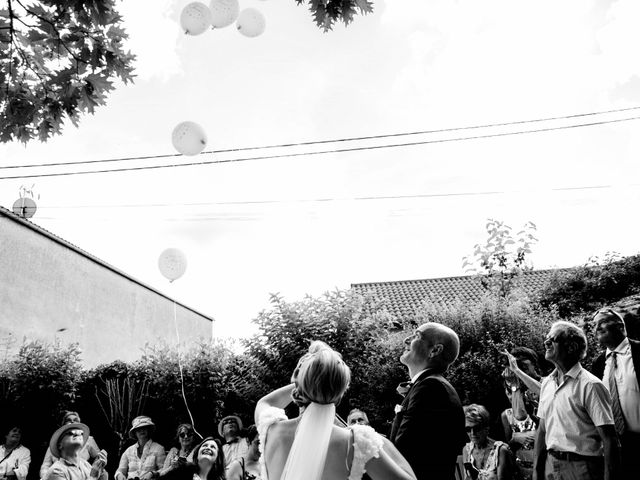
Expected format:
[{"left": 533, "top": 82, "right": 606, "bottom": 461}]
[{"left": 12, "top": 197, "right": 37, "bottom": 218}]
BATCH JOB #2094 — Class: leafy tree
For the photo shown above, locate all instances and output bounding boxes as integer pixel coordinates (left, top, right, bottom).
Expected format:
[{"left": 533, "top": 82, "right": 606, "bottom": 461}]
[
  {"left": 0, "top": 0, "right": 135, "bottom": 143},
  {"left": 463, "top": 219, "right": 538, "bottom": 297},
  {"left": 296, "top": 0, "right": 374, "bottom": 32}
]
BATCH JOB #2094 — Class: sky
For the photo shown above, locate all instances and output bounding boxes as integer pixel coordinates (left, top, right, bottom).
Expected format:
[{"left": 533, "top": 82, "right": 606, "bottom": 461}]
[{"left": 1, "top": 0, "right": 640, "bottom": 340}]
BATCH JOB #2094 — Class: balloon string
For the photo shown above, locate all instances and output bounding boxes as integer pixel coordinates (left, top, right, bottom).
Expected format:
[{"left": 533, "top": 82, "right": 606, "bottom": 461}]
[{"left": 174, "top": 300, "right": 202, "bottom": 438}]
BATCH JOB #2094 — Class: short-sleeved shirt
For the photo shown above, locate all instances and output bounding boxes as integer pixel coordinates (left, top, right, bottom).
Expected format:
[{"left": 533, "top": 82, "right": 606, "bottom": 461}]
[
  {"left": 537, "top": 363, "right": 614, "bottom": 456},
  {"left": 0, "top": 444, "right": 30, "bottom": 480},
  {"left": 47, "top": 457, "right": 107, "bottom": 480},
  {"left": 222, "top": 440, "right": 248, "bottom": 469},
  {"left": 117, "top": 441, "right": 166, "bottom": 479}
]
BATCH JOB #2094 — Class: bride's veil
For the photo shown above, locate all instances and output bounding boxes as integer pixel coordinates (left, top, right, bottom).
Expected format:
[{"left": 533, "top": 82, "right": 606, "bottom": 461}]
[{"left": 280, "top": 401, "right": 336, "bottom": 480}]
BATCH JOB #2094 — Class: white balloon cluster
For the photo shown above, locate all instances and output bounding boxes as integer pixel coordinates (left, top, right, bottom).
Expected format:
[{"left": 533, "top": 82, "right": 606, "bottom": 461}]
[
  {"left": 179, "top": 0, "right": 266, "bottom": 37},
  {"left": 180, "top": 2, "right": 213, "bottom": 35}
]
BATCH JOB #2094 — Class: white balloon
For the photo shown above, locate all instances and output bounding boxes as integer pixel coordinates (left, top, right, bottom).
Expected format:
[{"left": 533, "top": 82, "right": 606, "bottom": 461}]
[
  {"left": 237, "top": 8, "right": 266, "bottom": 38},
  {"left": 158, "top": 248, "right": 188, "bottom": 282},
  {"left": 209, "top": 0, "right": 239, "bottom": 28},
  {"left": 172, "top": 121, "right": 207, "bottom": 156},
  {"left": 180, "top": 2, "right": 212, "bottom": 35}
]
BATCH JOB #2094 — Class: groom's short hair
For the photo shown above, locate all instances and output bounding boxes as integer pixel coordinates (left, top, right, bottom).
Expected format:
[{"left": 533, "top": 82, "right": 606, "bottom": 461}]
[{"left": 421, "top": 322, "right": 460, "bottom": 369}]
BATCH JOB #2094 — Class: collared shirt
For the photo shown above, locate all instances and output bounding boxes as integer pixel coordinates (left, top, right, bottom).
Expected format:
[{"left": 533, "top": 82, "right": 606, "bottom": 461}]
[
  {"left": 0, "top": 445, "right": 30, "bottom": 480},
  {"left": 222, "top": 439, "right": 248, "bottom": 469},
  {"left": 537, "top": 363, "right": 614, "bottom": 456},
  {"left": 117, "top": 441, "right": 166, "bottom": 479},
  {"left": 602, "top": 338, "right": 640, "bottom": 433},
  {"left": 411, "top": 369, "right": 428, "bottom": 384},
  {"left": 40, "top": 437, "right": 101, "bottom": 479},
  {"left": 47, "top": 457, "right": 107, "bottom": 480}
]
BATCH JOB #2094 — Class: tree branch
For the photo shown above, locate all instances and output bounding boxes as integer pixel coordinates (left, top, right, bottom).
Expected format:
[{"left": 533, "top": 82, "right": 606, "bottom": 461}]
[{"left": 14, "top": 0, "right": 86, "bottom": 65}]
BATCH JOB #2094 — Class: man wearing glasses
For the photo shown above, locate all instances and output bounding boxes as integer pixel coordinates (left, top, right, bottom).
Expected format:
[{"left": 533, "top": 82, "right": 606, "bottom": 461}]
[
  {"left": 533, "top": 321, "right": 620, "bottom": 480},
  {"left": 591, "top": 309, "right": 640, "bottom": 475}
]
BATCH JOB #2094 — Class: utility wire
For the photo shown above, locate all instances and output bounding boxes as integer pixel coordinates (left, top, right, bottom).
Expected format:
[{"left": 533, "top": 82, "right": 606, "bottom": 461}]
[
  {"left": 30, "top": 182, "right": 640, "bottom": 211},
  {"left": 1, "top": 114, "right": 639, "bottom": 181},
  {"left": 1, "top": 105, "right": 639, "bottom": 171}
]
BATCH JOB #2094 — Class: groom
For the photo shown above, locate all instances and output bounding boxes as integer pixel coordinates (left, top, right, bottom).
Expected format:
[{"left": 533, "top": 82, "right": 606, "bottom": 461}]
[{"left": 390, "top": 322, "right": 467, "bottom": 480}]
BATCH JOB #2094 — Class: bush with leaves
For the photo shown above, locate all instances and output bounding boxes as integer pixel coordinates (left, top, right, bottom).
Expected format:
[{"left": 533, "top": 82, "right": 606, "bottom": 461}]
[
  {"left": 0, "top": 0, "right": 135, "bottom": 143},
  {"left": 243, "top": 290, "right": 399, "bottom": 426},
  {"left": 0, "top": 340, "right": 82, "bottom": 467},
  {"left": 536, "top": 253, "right": 640, "bottom": 318},
  {"left": 413, "top": 291, "right": 558, "bottom": 419}
]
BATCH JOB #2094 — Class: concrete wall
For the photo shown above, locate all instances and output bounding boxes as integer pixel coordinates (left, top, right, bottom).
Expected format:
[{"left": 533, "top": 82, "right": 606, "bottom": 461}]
[{"left": 0, "top": 213, "right": 212, "bottom": 367}]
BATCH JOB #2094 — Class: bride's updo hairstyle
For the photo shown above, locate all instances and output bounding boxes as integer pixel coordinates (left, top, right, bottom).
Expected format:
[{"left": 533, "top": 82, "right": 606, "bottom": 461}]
[{"left": 291, "top": 341, "right": 351, "bottom": 406}]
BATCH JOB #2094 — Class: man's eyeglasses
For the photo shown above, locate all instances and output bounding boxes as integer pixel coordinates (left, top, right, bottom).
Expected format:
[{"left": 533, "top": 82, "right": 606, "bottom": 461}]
[{"left": 543, "top": 335, "right": 560, "bottom": 347}]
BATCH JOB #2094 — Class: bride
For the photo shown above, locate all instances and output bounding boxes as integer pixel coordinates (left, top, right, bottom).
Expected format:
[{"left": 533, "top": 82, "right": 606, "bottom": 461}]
[{"left": 254, "top": 341, "right": 416, "bottom": 480}]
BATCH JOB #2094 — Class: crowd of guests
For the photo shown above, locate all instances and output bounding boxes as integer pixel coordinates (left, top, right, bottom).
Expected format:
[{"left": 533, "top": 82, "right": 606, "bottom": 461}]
[{"left": 1, "top": 307, "right": 637, "bottom": 480}]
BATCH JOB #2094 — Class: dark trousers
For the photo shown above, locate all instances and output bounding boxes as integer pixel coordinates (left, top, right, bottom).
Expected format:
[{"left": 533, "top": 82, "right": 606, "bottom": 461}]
[{"left": 621, "top": 431, "right": 640, "bottom": 475}]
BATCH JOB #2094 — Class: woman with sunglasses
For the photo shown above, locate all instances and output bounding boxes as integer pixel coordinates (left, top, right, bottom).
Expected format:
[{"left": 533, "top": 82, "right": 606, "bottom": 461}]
[
  {"left": 462, "top": 404, "right": 513, "bottom": 480},
  {"left": 159, "top": 424, "right": 200, "bottom": 477}
]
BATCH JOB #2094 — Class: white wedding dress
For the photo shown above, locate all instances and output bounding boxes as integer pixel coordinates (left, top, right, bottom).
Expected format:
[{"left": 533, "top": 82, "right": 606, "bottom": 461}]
[{"left": 257, "top": 406, "right": 384, "bottom": 480}]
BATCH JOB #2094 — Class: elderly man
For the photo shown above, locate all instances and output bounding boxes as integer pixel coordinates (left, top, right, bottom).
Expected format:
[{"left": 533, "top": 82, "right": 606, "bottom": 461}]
[
  {"left": 46, "top": 422, "right": 107, "bottom": 480},
  {"left": 533, "top": 321, "right": 620, "bottom": 480},
  {"left": 591, "top": 309, "right": 640, "bottom": 475},
  {"left": 347, "top": 408, "right": 370, "bottom": 426},
  {"left": 390, "top": 322, "right": 467, "bottom": 480},
  {"left": 218, "top": 415, "right": 247, "bottom": 469}
]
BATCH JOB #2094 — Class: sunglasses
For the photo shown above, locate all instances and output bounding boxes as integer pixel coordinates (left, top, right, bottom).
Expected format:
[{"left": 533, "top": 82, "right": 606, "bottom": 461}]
[
  {"left": 543, "top": 335, "right": 560, "bottom": 346},
  {"left": 179, "top": 432, "right": 193, "bottom": 438},
  {"left": 465, "top": 425, "right": 486, "bottom": 433}
]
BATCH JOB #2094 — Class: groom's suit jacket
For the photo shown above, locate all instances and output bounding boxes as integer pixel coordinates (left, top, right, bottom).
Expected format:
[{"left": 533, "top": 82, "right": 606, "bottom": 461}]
[{"left": 389, "top": 369, "right": 467, "bottom": 480}]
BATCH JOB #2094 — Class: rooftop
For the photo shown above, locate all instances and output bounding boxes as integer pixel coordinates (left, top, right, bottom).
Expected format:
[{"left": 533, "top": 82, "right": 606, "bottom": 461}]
[{"left": 351, "top": 269, "right": 573, "bottom": 321}]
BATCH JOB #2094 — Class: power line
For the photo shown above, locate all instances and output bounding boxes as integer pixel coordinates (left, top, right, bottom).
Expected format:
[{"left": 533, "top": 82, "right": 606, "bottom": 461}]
[
  {"left": 1, "top": 105, "right": 639, "bottom": 171},
  {"left": 1, "top": 114, "right": 639, "bottom": 180},
  {"left": 28, "top": 182, "right": 640, "bottom": 211}
]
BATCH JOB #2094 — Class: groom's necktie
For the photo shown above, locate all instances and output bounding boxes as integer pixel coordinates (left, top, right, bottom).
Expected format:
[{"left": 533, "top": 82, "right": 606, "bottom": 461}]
[{"left": 607, "top": 351, "right": 626, "bottom": 435}]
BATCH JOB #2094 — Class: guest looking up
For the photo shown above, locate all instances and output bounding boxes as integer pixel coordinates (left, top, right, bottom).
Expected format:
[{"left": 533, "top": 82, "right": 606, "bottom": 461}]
[
  {"left": 40, "top": 411, "right": 102, "bottom": 480},
  {"left": 390, "top": 322, "right": 467, "bottom": 480},
  {"left": 0, "top": 425, "right": 30, "bottom": 480},
  {"left": 219, "top": 416, "right": 247, "bottom": 469},
  {"left": 115, "top": 416, "right": 165, "bottom": 480},
  {"left": 46, "top": 423, "right": 107, "bottom": 480},
  {"left": 533, "top": 321, "right": 620, "bottom": 480}
]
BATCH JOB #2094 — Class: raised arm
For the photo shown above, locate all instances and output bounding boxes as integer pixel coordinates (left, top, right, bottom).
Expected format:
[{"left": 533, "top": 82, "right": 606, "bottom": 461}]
[
  {"left": 502, "top": 351, "right": 541, "bottom": 394},
  {"left": 254, "top": 383, "right": 295, "bottom": 425}
]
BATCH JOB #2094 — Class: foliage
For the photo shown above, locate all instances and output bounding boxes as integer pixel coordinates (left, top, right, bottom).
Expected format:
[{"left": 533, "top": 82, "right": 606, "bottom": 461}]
[
  {"left": 0, "top": 0, "right": 135, "bottom": 143},
  {"left": 295, "top": 0, "right": 374, "bottom": 32},
  {"left": 536, "top": 252, "right": 640, "bottom": 318},
  {"left": 243, "top": 290, "right": 398, "bottom": 428},
  {"left": 414, "top": 292, "right": 558, "bottom": 418},
  {"left": 0, "top": 340, "right": 82, "bottom": 452},
  {"left": 463, "top": 219, "right": 538, "bottom": 298}
]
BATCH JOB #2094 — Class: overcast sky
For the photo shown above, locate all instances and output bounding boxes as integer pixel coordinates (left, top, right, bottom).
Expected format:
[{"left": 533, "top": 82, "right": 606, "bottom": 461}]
[{"left": 1, "top": 0, "right": 639, "bottom": 339}]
